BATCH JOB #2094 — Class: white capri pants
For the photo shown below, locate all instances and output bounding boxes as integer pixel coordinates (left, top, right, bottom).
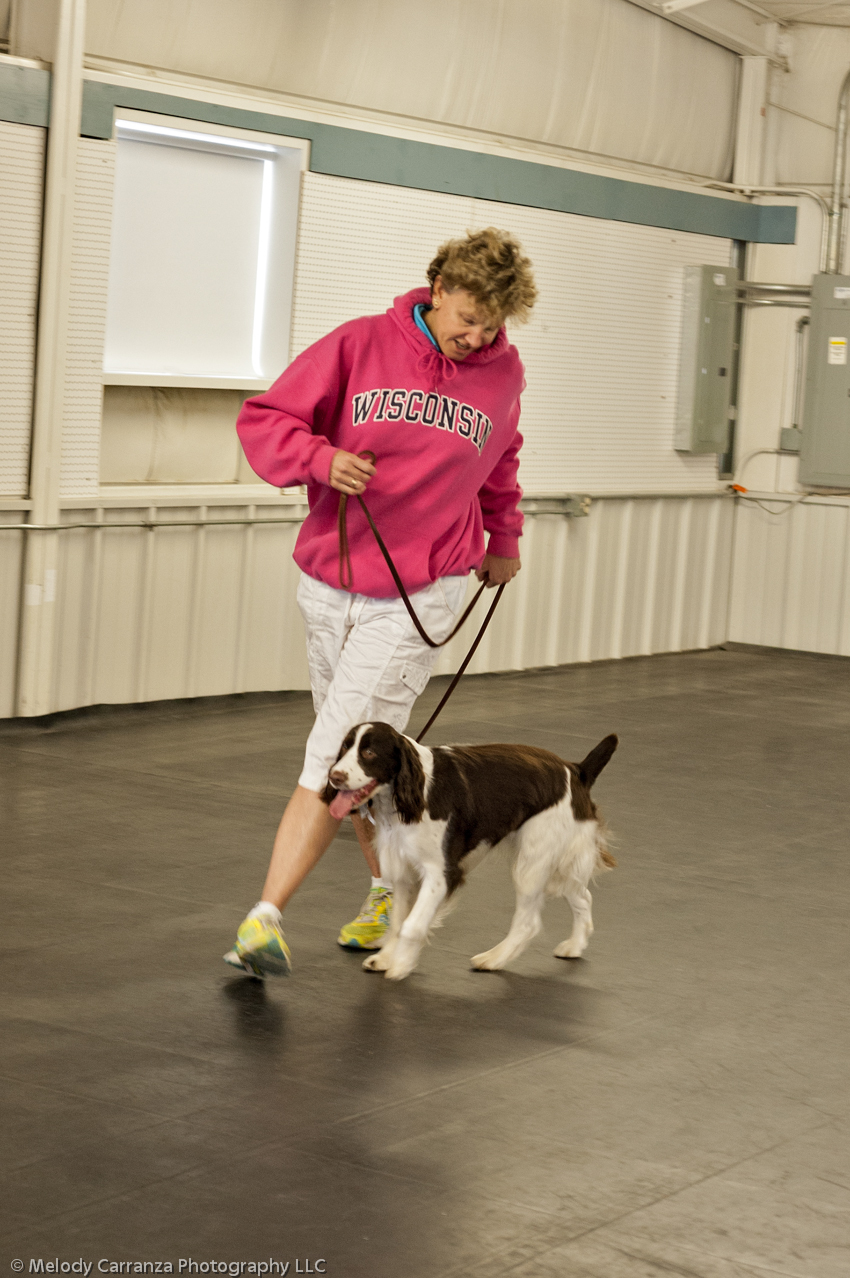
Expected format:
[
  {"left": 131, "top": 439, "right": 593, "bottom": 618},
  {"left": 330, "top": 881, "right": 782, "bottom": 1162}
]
[{"left": 296, "top": 572, "right": 468, "bottom": 792}]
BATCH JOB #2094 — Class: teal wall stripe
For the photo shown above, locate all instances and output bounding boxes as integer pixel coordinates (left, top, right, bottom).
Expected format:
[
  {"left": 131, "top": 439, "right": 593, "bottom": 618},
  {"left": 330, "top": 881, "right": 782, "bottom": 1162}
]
[
  {"left": 0, "top": 63, "right": 50, "bottom": 128},
  {"left": 3, "top": 71, "right": 798, "bottom": 244},
  {"left": 312, "top": 127, "right": 795, "bottom": 244}
]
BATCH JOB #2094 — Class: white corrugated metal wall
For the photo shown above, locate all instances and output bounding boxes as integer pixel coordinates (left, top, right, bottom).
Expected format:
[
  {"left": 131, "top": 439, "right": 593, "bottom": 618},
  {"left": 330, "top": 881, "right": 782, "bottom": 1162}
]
[
  {"left": 60, "top": 139, "right": 115, "bottom": 497},
  {"left": 730, "top": 496, "right": 850, "bottom": 656},
  {"left": 0, "top": 120, "right": 42, "bottom": 497},
  {"left": 49, "top": 504, "right": 311, "bottom": 710},
  {"left": 21, "top": 493, "right": 731, "bottom": 715},
  {"left": 724, "top": 25, "right": 850, "bottom": 663}
]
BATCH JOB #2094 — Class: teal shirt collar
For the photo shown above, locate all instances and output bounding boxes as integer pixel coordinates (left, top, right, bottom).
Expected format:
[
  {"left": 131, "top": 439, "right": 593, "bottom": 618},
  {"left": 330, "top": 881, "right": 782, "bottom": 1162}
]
[{"left": 413, "top": 302, "right": 439, "bottom": 349}]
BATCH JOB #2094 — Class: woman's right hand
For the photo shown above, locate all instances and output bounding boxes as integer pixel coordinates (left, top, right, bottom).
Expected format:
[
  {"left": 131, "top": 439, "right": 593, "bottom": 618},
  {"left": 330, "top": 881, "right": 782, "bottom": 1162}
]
[{"left": 329, "top": 450, "right": 376, "bottom": 495}]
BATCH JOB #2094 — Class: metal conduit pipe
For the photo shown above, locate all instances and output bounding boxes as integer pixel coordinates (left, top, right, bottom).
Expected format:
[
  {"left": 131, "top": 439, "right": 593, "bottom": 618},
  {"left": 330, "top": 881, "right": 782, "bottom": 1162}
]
[
  {"left": 792, "top": 316, "right": 811, "bottom": 431},
  {"left": 842, "top": 189, "right": 849, "bottom": 274},
  {"left": 827, "top": 66, "right": 850, "bottom": 274},
  {"left": 0, "top": 493, "right": 591, "bottom": 533},
  {"left": 706, "top": 184, "right": 830, "bottom": 273},
  {"left": 736, "top": 282, "right": 811, "bottom": 293},
  {"left": 0, "top": 516, "right": 307, "bottom": 532}
]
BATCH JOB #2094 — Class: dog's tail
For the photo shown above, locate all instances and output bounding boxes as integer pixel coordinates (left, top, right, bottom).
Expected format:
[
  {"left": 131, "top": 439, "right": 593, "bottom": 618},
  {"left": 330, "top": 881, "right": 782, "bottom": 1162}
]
[{"left": 578, "top": 734, "right": 618, "bottom": 788}]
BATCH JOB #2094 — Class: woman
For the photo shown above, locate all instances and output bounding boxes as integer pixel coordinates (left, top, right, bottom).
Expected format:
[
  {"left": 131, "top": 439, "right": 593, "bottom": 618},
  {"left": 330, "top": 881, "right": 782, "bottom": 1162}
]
[{"left": 225, "top": 227, "right": 537, "bottom": 976}]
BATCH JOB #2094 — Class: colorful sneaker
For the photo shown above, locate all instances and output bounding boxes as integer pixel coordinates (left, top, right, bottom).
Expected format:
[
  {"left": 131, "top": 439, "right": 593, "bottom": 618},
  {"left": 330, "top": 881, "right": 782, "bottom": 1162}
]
[
  {"left": 223, "top": 912, "right": 292, "bottom": 978},
  {"left": 337, "top": 886, "right": 393, "bottom": 950}
]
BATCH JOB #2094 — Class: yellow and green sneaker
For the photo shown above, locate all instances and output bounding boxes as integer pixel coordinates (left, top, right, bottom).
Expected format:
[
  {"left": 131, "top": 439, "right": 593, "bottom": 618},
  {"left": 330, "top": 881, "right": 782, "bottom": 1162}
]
[
  {"left": 224, "top": 911, "right": 292, "bottom": 978},
  {"left": 337, "top": 886, "right": 393, "bottom": 950}
]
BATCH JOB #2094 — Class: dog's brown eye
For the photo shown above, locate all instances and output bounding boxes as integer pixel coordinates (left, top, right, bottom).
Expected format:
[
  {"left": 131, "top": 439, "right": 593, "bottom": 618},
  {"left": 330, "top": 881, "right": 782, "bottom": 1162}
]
[{"left": 361, "top": 748, "right": 376, "bottom": 760}]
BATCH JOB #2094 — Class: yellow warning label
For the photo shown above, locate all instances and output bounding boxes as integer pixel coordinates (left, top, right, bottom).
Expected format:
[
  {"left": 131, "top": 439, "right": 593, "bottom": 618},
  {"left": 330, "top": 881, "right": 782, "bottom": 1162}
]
[{"left": 827, "top": 337, "right": 848, "bottom": 366}]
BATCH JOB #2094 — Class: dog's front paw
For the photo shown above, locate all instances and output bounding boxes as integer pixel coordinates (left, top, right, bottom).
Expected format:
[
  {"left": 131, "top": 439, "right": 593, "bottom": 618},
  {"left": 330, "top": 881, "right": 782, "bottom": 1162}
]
[
  {"left": 471, "top": 948, "right": 506, "bottom": 971},
  {"left": 362, "top": 951, "right": 392, "bottom": 972},
  {"left": 382, "top": 936, "right": 419, "bottom": 980}
]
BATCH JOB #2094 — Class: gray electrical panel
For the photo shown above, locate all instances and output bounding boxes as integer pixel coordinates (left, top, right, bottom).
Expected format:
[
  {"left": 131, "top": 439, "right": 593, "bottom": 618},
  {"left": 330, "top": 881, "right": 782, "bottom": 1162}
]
[
  {"left": 675, "top": 264, "right": 739, "bottom": 454},
  {"left": 799, "top": 273, "right": 850, "bottom": 487}
]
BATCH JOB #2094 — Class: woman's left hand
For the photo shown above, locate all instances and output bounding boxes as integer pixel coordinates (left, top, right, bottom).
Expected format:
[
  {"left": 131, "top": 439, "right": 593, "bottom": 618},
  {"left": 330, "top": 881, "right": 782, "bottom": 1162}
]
[{"left": 476, "top": 554, "right": 521, "bottom": 587}]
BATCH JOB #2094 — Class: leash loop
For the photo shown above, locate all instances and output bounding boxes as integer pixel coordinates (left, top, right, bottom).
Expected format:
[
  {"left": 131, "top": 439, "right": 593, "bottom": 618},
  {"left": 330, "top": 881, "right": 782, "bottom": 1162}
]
[{"left": 336, "top": 451, "right": 507, "bottom": 739}]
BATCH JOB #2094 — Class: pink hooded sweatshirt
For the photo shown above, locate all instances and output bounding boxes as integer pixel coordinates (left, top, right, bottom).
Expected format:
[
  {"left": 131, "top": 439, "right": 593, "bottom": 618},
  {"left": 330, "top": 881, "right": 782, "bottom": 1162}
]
[{"left": 237, "top": 286, "right": 525, "bottom": 598}]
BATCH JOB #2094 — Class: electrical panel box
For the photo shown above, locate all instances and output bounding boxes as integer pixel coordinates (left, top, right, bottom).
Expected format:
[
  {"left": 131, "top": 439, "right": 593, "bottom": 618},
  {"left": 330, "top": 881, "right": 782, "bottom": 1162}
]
[
  {"left": 675, "top": 264, "right": 739, "bottom": 454},
  {"left": 799, "top": 274, "right": 850, "bottom": 487}
]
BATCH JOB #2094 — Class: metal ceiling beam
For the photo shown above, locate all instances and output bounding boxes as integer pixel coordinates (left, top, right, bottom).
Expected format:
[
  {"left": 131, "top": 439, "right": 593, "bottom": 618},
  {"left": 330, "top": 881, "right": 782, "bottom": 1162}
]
[
  {"left": 776, "top": 3, "right": 850, "bottom": 21},
  {"left": 661, "top": 0, "right": 712, "bottom": 14},
  {"left": 624, "top": 0, "right": 785, "bottom": 62}
]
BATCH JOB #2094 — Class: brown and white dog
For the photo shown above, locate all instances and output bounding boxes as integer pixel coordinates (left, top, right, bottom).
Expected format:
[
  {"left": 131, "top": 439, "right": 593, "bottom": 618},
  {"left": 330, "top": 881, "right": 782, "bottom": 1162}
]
[{"left": 322, "top": 723, "right": 618, "bottom": 981}]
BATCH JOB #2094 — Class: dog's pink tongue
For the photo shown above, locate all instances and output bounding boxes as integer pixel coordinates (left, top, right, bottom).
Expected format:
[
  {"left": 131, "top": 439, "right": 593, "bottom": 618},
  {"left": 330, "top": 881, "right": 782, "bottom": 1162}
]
[
  {"left": 329, "top": 790, "right": 359, "bottom": 820},
  {"left": 328, "top": 780, "right": 376, "bottom": 820}
]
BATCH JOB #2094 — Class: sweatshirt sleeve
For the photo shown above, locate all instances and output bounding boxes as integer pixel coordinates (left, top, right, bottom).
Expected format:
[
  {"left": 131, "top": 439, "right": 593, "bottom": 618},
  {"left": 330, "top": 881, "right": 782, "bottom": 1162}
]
[
  {"left": 236, "top": 347, "right": 340, "bottom": 488},
  {"left": 478, "top": 412, "right": 524, "bottom": 559}
]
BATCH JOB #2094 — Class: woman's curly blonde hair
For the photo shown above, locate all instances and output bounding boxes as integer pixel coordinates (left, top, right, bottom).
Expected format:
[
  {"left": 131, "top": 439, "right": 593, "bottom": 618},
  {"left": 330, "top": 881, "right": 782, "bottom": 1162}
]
[{"left": 426, "top": 228, "right": 537, "bottom": 325}]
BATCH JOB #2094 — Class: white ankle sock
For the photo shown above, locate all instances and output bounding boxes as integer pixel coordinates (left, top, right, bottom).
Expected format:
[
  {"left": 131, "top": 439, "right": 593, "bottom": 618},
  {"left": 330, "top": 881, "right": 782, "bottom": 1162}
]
[
  {"left": 249, "top": 901, "right": 282, "bottom": 922},
  {"left": 371, "top": 877, "right": 390, "bottom": 890}
]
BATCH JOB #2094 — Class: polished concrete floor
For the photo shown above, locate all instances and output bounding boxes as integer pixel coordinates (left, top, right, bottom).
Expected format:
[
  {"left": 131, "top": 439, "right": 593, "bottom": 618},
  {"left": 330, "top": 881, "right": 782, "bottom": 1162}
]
[{"left": 1, "top": 647, "right": 848, "bottom": 1277}]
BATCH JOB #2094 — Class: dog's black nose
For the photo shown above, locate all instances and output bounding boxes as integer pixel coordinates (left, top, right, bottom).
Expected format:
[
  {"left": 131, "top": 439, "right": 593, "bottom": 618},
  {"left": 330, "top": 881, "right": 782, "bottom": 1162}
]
[{"left": 329, "top": 769, "right": 347, "bottom": 788}]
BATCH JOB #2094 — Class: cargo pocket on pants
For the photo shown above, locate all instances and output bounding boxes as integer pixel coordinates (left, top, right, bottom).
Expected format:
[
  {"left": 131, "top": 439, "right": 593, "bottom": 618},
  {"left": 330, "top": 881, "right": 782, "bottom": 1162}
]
[{"left": 399, "top": 661, "right": 431, "bottom": 697}]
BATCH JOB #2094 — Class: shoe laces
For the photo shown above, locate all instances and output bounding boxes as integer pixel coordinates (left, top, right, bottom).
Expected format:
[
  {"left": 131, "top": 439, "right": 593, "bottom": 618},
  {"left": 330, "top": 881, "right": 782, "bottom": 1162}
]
[{"left": 355, "top": 887, "right": 392, "bottom": 921}]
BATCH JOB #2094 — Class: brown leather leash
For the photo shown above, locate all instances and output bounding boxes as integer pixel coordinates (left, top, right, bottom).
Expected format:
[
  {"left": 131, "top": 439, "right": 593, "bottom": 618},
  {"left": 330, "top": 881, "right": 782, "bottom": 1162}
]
[{"left": 337, "top": 451, "right": 506, "bottom": 741}]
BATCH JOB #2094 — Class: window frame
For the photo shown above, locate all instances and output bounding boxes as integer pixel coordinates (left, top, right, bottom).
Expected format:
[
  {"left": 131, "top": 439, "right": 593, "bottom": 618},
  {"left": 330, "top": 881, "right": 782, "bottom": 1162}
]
[{"left": 102, "top": 108, "right": 310, "bottom": 392}]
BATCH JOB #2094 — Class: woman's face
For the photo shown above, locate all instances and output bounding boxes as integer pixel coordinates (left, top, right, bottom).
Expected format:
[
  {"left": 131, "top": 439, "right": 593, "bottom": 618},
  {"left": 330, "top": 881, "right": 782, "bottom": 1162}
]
[{"left": 427, "top": 278, "right": 501, "bottom": 361}]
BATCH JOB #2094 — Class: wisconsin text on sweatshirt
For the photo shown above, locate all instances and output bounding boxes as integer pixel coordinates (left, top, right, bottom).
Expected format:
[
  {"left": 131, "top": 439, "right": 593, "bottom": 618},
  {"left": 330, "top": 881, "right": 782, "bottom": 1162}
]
[{"left": 350, "top": 388, "right": 493, "bottom": 453}]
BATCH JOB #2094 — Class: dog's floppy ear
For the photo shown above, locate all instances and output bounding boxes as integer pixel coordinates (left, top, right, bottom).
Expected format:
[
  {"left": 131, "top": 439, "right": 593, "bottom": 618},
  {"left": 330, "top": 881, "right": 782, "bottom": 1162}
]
[
  {"left": 320, "top": 728, "right": 357, "bottom": 806},
  {"left": 393, "top": 737, "right": 426, "bottom": 825},
  {"left": 578, "top": 734, "right": 618, "bottom": 788}
]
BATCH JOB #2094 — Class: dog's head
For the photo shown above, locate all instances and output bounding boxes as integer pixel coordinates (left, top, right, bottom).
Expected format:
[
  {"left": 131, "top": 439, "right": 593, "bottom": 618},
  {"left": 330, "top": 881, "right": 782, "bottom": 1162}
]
[{"left": 321, "top": 722, "right": 426, "bottom": 824}]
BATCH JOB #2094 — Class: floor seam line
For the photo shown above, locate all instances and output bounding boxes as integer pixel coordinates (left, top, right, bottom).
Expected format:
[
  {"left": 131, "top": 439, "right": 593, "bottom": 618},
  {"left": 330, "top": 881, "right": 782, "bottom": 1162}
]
[
  {"left": 610, "top": 1244, "right": 811, "bottom": 1278},
  {"left": 0, "top": 1058, "right": 345, "bottom": 1112},
  {"left": 0, "top": 1070, "right": 209, "bottom": 1123},
  {"left": 330, "top": 1010, "right": 665, "bottom": 1126},
  {"left": 479, "top": 1118, "right": 839, "bottom": 1277},
  {"left": 0, "top": 1134, "right": 291, "bottom": 1246}
]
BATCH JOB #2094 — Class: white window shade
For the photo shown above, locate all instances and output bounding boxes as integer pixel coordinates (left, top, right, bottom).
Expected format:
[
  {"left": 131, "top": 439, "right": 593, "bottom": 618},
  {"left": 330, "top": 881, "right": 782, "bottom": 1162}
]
[{"left": 104, "top": 118, "right": 304, "bottom": 387}]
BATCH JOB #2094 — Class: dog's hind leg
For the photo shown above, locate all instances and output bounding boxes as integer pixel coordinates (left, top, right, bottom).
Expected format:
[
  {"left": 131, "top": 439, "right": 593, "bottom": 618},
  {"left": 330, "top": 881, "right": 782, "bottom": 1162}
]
[
  {"left": 553, "top": 885, "right": 593, "bottom": 959},
  {"left": 471, "top": 832, "right": 550, "bottom": 971},
  {"left": 471, "top": 888, "right": 546, "bottom": 971},
  {"left": 553, "top": 824, "right": 599, "bottom": 960}
]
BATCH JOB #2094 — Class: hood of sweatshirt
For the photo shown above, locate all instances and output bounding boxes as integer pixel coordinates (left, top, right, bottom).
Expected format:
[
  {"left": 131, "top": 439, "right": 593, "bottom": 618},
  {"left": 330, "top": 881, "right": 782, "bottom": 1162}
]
[{"left": 390, "top": 287, "right": 513, "bottom": 390}]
